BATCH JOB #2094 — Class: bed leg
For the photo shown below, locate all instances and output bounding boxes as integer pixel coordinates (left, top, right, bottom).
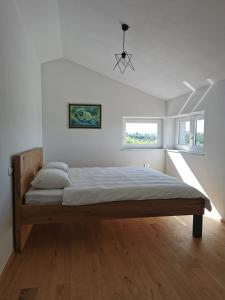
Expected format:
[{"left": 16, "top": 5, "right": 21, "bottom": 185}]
[
  {"left": 193, "top": 215, "right": 203, "bottom": 238},
  {"left": 14, "top": 225, "right": 22, "bottom": 253},
  {"left": 14, "top": 224, "right": 33, "bottom": 253}
]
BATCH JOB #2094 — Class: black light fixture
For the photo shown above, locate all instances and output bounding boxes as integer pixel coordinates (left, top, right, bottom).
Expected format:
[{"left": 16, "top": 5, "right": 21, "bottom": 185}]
[{"left": 113, "top": 23, "right": 135, "bottom": 74}]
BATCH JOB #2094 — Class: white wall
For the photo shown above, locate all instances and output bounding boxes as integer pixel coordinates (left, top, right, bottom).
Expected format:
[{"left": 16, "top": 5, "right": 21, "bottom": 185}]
[
  {"left": 0, "top": 0, "right": 42, "bottom": 274},
  {"left": 165, "top": 80, "right": 225, "bottom": 219},
  {"left": 42, "top": 59, "right": 166, "bottom": 171}
]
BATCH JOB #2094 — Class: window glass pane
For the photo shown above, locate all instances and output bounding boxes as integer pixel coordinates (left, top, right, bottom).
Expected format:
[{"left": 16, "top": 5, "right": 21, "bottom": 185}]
[
  {"left": 195, "top": 119, "right": 204, "bottom": 147},
  {"left": 178, "top": 121, "right": 190, "bottom": 145},
  {"left": 125, "top": 122, "right": 158, "bottom": 145}
]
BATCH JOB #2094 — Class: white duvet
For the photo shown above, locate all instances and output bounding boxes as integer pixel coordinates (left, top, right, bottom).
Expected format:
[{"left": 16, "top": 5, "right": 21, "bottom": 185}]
[{"left": 63, "top": 167, "right": 211, "bottom": 210}]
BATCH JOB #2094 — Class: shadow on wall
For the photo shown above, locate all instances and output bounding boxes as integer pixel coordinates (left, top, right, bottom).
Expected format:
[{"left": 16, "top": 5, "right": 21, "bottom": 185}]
[{"left": 167, "top": 150, "right": 221, "bottom": 221}]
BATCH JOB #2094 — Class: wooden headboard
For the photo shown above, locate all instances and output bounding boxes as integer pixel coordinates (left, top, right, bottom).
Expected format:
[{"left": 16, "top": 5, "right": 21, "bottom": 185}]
[
  {"left": 13, "top": 147, "right": 43, "bottom": 205},
  {"left": 13, "top": 147, "right": 43, "bottom": 251}
]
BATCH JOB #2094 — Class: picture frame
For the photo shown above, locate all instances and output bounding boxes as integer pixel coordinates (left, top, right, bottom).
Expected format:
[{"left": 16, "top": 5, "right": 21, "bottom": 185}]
[{"left": 68, "top": 104, "right": 102, "bottom": 129}]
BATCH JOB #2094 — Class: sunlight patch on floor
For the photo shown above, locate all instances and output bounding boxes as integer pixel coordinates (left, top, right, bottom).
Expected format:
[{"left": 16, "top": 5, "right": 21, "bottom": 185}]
[
  {"left": 168, "top": 151, "right": 221, "bottom": 221},
  {"left": 174, "top": 216, "right": 187, "bottom": 226}
]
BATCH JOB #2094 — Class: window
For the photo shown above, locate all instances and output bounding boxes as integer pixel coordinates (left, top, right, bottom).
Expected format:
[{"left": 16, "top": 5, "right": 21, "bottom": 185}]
[
  {"left": 195, "top": 119, "right": 204, "bottom": 147},
  {"left": 175, "top": 114, "right": 204, "bottom": 153},
  {"left": 122, "top": 118, "right": 162, "bottom": 148},
  {"left": 178, "top": 120, "right": 191, "bottom": 146}
]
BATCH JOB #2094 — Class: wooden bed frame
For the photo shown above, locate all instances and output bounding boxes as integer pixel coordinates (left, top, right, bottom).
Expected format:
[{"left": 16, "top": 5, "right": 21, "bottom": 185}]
[{"left": 13, "top": 147, "right": 204, "bottom": 252}]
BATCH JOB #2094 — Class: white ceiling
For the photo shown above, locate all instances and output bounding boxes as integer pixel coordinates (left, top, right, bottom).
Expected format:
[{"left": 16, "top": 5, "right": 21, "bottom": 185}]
[{"left": 17, "top": 0, "right": 225, "bottom": 99}]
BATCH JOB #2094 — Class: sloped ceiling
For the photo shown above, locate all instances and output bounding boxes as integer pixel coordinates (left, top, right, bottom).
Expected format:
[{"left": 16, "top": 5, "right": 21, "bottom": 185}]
[{"left": 17, "top": 0, "right": 225, "bottom": 99}]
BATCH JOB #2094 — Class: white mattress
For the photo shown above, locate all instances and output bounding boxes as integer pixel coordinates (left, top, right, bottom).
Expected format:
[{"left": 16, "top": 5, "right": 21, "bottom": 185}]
[
  {"left": 63, "top": 167, "right": 211, "bottom": 210},
  {"left": 25, "top": 188, "right": 63, "bottom": 205}
]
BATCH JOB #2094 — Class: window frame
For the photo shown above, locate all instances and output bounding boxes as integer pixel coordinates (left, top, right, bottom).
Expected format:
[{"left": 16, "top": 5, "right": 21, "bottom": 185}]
[
  {"left": 175, "top": 113, "right": 205, "bottom": 154},
  {"left": 122, "top": 117, "right": 163, "bottom": 149}
]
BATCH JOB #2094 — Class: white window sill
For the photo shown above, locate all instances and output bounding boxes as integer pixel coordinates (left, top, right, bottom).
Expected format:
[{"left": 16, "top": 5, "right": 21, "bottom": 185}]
[
  {"left": 121, "top": 147, "right": 164, "bottom": 151},
  {"left": 166, "top": 149, "right": 205, "bottom": 156}
]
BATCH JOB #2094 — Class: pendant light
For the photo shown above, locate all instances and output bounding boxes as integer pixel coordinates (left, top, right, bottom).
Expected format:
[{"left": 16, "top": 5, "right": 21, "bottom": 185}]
[{"left": 113, "top": 24, "right": 135, "bottom": 74}]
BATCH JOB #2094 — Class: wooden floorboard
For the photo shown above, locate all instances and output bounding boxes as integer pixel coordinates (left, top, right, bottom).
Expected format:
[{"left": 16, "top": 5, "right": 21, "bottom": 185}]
[{"left": 0, "top": 216, "right": 225, "bottom": 300}]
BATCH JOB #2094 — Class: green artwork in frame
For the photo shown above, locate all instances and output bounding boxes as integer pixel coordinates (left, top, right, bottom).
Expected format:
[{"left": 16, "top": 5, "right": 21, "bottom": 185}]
[{"left": 69, "top": 104, "right": 102, "bottom": 128}]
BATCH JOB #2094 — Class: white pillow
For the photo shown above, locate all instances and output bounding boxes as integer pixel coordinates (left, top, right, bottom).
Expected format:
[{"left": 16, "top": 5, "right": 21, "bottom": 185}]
[
  {"left": 44, "top": 161, "right": 69, "bottom": 173},
  {"left": 31, "top": 169, "right": 71, "bottom": 189}
]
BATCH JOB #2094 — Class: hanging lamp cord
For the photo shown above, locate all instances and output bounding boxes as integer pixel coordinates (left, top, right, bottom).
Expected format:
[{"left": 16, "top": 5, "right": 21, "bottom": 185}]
[{"left": 123, "top": 30, "right": 125, "bottom": 53}]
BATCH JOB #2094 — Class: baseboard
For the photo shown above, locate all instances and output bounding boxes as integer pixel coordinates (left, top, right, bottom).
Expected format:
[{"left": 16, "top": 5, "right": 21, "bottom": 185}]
[{"left": 0, "top": 251, "right": 15, "bottom": 284}]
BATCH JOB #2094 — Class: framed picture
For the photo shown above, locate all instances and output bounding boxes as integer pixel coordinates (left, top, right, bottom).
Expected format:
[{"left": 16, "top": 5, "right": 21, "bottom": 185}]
[{"left": 69, "top": 104, "right": 102, "bottom": 129}]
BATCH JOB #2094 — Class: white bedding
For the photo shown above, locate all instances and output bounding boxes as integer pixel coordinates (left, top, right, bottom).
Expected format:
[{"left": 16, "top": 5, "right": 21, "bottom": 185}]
[
  {"left": 63, "top": 167, "right": 211, "bottom": 210},
  {"left": 25, "top": 188, "right": 63, "bottom": 205}
]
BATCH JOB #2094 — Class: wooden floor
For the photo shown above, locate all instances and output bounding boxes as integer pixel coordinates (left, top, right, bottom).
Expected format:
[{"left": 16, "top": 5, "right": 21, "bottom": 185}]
[{"left": 1, "top": 216, "right": 225, "bottom": 300}]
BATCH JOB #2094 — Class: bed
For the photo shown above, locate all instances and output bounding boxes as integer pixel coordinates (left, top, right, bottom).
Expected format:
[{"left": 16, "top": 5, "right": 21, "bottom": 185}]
[{"left": 13, "top": 147, "right": 210, "bottom": 252}]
